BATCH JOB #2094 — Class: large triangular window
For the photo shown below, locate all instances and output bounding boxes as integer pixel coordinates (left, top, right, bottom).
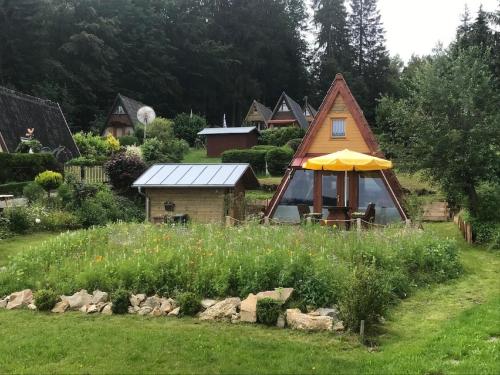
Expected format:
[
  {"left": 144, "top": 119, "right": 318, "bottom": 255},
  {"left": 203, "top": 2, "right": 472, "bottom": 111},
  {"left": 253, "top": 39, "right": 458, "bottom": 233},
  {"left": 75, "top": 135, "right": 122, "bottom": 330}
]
[
  {"left": 114, "top": 105, "right": 125, "bottom": 115},
  {"left": 279, "top": 100, "right": 289, "bottom": 112}
]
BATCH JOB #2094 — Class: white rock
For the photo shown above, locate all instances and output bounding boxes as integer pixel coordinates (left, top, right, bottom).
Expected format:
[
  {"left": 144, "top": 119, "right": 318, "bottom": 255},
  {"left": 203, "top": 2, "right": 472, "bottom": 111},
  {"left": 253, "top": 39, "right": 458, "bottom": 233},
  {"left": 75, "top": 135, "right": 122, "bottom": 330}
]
[
  {"left": 128, "top": 306, "right": 136, "bottom": 314},
  {"left": 28, "top": 303, "right": 37, "bottom": 310},
  {"left": 0, "top": 297, "right": 8, "bottom": 309},
  {"left": 129, "top": 294, "right": 146, "bottom": 307},
  {"left": 79, "top": 305, "right": 88, "bottom": 313},
  {"left": 7, "top": 289, "right": 33, "bottom": 310},
  {"left": 143, "top": 295, "right": 161, "bottom": 309},
  {"left": 199, "top": 297, "right": 241, "bottom": 321},
  {"left": 101, "top": 303, "right": 113, "bottom": 315},
  {"left": 168, "top": 307, "right": 180, "bottom": 317},
  {"left": 87, "top": 304, "right": 98, "bottom": 314},
  {"left": 231, "top": 313, "right": 240, "bottom": 324},
  {"left": 201, "top": 299, "right": 217, "bottom": 309},
  {"left": 333, "top": 321, "right": 345, "bottom": 332},
  {"left": 51, "top": 300, "right": 69, "bottom": 313},
  {"left": 160, "top": 298, "right": 173, "bottom": 313},
  {"left": 62, "top": 290, "right": 92, "bottom": 310},
  {"left": 256, "top": 288, "right": 293, "bottom": 303},
  {"left": 151, "top": 307, "right": 164, "bottom": 317},
  {"left": 240, "top": 288, "right": 294, "bottom": 323},
  {"left": 276, "top": 313, "right": 286, "bottom": 328},
  {"left": 138, "top": 306, "right": 152, "bottom": 316},
  {"left": 286, "top": 309, "right": 333, "bottom": 331},
  {"left": 91, "top": 290, "right": 108, "bottom": 304}
]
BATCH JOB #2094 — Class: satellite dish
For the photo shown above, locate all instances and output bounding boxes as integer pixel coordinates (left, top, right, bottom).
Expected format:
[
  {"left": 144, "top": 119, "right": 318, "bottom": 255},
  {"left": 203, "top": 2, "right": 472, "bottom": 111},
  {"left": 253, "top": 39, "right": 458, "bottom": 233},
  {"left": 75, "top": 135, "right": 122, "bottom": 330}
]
[{"left": 137, "top": 106, "right": 156, "bottom": 126}]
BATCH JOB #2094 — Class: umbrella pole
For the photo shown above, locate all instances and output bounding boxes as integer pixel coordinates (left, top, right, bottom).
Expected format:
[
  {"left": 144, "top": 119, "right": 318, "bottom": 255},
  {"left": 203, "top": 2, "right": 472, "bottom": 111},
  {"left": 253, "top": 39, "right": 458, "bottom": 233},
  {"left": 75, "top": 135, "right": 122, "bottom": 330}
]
[{"left": 344, "top": 170, "right": 347, "bottom": 206}]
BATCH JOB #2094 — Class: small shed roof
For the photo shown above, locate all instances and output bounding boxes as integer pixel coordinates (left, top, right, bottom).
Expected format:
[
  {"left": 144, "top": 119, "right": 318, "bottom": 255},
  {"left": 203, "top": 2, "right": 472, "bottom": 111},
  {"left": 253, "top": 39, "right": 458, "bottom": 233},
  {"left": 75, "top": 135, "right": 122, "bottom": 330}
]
[
  {"left": 197, "top": 126, "right": 258, "bottom": 136},
  {"left": 133, "top": 163, "right": 260, "bottom": 189}
]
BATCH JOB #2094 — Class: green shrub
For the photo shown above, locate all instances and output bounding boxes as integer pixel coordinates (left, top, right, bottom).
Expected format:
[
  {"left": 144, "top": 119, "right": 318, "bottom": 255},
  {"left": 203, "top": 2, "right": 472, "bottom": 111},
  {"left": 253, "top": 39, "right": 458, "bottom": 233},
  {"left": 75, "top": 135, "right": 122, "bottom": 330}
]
[
  {"left": 42, "top": 210, "right": 81, "bottom": 231},
  {"left": 286, "top": 138, "right": 302, "bottom": 152},
  {"left": 4, "top": 207, "right": 32, "bottom": 234},
  {"left": 0, "top": 153, "right": 61, "bottom": 184},
  {"left": 146, "top": 117, "right": 175, "bottom": 143},
  {"left": 111, "top": 289, "right": 130, "bottom": 314},
  {"left": 177, "top": 291, "right": 201, "bottom": 316},
  {"left": 141, "top": 137, "right": 189, "bottom": 164},
  {"left": 256, "top": 297, "right": 281, "bottom": 326},
  {"left": 66, "top": 156, "right": 107, "bottom": 166},
  {"left": 221, "top": 149, "right": 267, "bottom": 173},
  {"left": 0, "top": 181, "right": 29, "bottom": 197},
  {"left": 35, "top": 171, "right": 63, "bottom": 197},
  {"left": 104, "top": 153, "right": 146, "bottom": 192},
  {"left": 173, "top": 113, "right": 207, "bottom": 146},
  {"left": 265, "top": 147, "right": 293, "bottom": 176},
  {"left": 23, "top": 182, "right": 45, "bottom": 203},
  {"left": 259, "top": 127, "right": 305, "bottom": 146},
  {"left": 34, "top": 289, "right": 59, "bottom": 311},
  {"left": 339, "top": 264, "right": 393, "bottom": 331},
  {"left": 118, "top": 135, "right": 139, "bottom": 146},
  {"left": 73, "top": 132, "right": 107, "bottom": 157},
  {"left": 251, "top": 145, "right": 276, "bottom": 151},
  {"left": 15, "top": 139, "right": 42, "bottom": 153}
]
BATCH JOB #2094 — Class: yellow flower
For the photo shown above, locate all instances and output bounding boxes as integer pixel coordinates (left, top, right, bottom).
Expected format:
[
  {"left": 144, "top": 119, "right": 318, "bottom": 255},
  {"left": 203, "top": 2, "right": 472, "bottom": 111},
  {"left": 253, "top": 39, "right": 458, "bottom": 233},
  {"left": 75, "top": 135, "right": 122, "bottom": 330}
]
[{"left": 95, "top": 255, "right": 103, "bottom": 262}]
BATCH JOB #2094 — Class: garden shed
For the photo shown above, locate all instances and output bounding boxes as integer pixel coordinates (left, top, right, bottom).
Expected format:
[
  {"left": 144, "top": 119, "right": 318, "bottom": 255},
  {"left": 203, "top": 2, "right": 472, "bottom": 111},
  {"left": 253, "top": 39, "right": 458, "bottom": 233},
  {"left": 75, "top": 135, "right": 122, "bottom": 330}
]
[
  {"left": 197, "top": 127, "right": 259, "bottom": 157},
  {"left": 132, "top": 163, "right": 259, "bottom": 224}
]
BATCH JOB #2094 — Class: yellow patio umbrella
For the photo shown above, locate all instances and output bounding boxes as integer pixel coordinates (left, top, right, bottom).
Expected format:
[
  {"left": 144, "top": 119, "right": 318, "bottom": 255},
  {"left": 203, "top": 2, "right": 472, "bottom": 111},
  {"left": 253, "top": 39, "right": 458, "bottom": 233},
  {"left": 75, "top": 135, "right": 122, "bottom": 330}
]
[{"left": 302, "top": 149, "right": 393, "bottom": 205}]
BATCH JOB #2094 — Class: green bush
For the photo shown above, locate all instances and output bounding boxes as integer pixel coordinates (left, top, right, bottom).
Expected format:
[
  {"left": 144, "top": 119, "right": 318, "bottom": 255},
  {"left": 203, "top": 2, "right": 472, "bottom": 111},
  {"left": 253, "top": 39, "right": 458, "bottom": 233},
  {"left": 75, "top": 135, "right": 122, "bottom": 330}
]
[
  {"left": 42, "top": 210, "right": 81, "bottom": 231},
  {"left": 221, "top": 149, "right": 267, "bottom": 173},
  {"left": 0, "top": 181, "right": 29, "bottom": 197},
  {"left": 259, "top": 127, "right": 305, "bottom": 146},
  {"left": 256, "top": 297, "right": 281, "bottom": 326},
  {"left": 177, "top": 291, "right": 201, "bottom": 316},
  {"left": 34, "top": 289, "right": 59, "bottom": 311},
  {"left": 265, "top": 147, "right": 293, "bottom": 176},
  {"left": 4, "top": 207, "right": 32, "bottom": 234},
  {"left": 73, "top": 132, "right": 108, "bottom": 157},
  {"left": 66, "top": 156, "right": 107, "bottom": 166},
  {"left": 15, "top": 139, "right": 42, "bottom": 153},
  {"left": 35, "top": 171, "right": 63, "bottom": 197},
  {"left": 173, "top": 113, "right": 207, "bottom": 146},
  {"left": 286, "top": 138, "right": 302, "bottom": 152},
  {"left": 146, "top": 117, "right": 175, "bottom": 143},
  {"left": 23, "top": 182, "right": 45, "bottom": 203},
  {"left": 251, "top": 145, "right": 276, "bottom": 151},
  {"left": 0, "top": 153, "right": 61, "bottom": 184},
  {"left": 141, "top": 137, "right": 189, "bottom": 164},
  {"left": 118, "top": 135, "right": 139, "bottom": 146},
  {"left": 111, "top": 289, "right": 130, "bottom": 314}
]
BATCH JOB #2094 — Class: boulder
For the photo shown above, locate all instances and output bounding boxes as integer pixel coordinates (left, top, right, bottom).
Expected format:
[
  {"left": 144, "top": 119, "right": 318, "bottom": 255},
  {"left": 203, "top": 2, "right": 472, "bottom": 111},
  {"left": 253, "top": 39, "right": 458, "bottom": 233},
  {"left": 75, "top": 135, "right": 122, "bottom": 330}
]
[
  {"left": 201, "top": 299, "right": 217, "bottom": 309},
  {"left": 256, "top": 288, "right": 293, "bottom": 303},
  {"left": 91, "top": 290, "right": 108, "bottom": 304},
  {"left": 311, "top": 307, "right": 339, "bottom": 321},
  {"left": 101, "top": 303, "right": 113, "bottom": 315},
  {"left": 96, "top": 302, "right": 108, "bottom": 312},
  {"left": 128, "top": 306, "right": 136, "bottom": 314},
  {"left": 87, "top": 304, "right": 98, "bottom": 314},
  {"left": 151, "top": 307, "right": 164, "bottom": 317},
  {"left": 199, "top": 297, "right": 241, "bottom": 321},
  {"left": 240, "top": 288, "right": 294, "bottom": 323},
  {"left": 143, "top": 295, "right": 161, "bottom": 309},
  {"left": 286, "top": 309, "right": 333, "bottom": 332},
  {"left": 62, "top": 290, "right": 92, "bottom": 310},
  {"left": 28, "top": 303, "right": 37, "bottom": 311},
  {"left": 333, "top": 321, "right": 345, "bottom": 332},
  {"left": 6, "top": 289, "right": 33, "bottom": 310},
  {"left": 276, "top": 313, "right": 286, "bottom": 328},
  {"left": 138, "top": 306, "right": 153, "bottom": 316},
  {"left": 79, "top": 305, "right": 88, "bottom": 313},
  {"left": 129, "top": 294, "right": 146, "bottom": 307},
  {"left": 0, "top": 297, "right": 8, "bottom": 309},
  {"left": 51, "top": 300, "right": 69, "bottom": 313},
  {"left": 231, "top": 313, "right": 240, "bottom": 324},
  {"left": 160, "top": 298, "right": 174, "bottom": 314},
  {"left": 168, "top": 307, "right": 180, "bottom": 317}
]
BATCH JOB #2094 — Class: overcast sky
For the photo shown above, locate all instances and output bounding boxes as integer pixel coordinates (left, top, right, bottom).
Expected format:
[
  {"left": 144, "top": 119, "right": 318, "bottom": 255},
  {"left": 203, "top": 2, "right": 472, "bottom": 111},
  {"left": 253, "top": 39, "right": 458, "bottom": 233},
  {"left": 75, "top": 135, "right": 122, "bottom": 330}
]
[{"left": 308, "top": 0, "right": 498, "bottom": 62}]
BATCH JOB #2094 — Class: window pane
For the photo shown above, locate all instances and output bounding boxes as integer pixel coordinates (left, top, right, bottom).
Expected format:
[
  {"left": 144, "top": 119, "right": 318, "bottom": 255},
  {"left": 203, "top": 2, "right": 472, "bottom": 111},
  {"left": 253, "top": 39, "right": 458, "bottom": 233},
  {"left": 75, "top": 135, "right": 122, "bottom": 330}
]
[
  {"left": 322, "top": 174, "right": 337, "bottom": 206},
  {"left": 273, "top": 169, "right": 313, "bottom": 222},
  {"left": 332, "top": 119, "right": 345, "bottom": 137},
  {"left": 358, "top": 172, "right": 400, "bottom": 224}
]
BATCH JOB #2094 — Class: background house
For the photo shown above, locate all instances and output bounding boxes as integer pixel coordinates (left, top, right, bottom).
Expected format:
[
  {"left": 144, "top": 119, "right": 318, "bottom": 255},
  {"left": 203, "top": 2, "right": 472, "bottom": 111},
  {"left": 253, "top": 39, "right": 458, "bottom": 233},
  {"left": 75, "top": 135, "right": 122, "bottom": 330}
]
[
  {"left": 244, "top": 100, "right": 272, "bottom": 131},
  {"left": 133, "top": 163, "right": 259, "bottom": 223},
  {"left": 0, "top": 86, "right": 80, "bottom": 160},
  {"left": 302, "top": 98, "right": 317, "bottom": 125},
  {"left": 102, "top": 94, "right": 148, "bottom": 137},
  {"left": 267, "top": 92, "right": 309, "bottom": 130},
  {"left": 197, "top": 127, "right": 259, "bottom": 157}
]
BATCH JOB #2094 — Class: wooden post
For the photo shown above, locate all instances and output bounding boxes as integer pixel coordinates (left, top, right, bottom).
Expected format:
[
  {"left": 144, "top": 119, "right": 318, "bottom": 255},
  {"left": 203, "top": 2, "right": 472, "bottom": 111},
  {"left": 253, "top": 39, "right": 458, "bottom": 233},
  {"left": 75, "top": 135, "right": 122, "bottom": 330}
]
[
  {"left": 405, "top": 219, "right": 411, "bottom": 228},
  {"left": 313, "top": 171, "right": 322, "bottom": 214},
  {"left": 360, "top": 320, "right": 365, "bottom": 344},
  {"left": 466, "top": 223, "right": 472, "bottom": 244},
  {"left": 225, "top": 216, "right": 232, "bottom": 227},
  {"left": 264, "top": 216, "right": 270, "bottom": 225},
  {"left": 356, "top": 218, "right": 361, "bottom": 232}
]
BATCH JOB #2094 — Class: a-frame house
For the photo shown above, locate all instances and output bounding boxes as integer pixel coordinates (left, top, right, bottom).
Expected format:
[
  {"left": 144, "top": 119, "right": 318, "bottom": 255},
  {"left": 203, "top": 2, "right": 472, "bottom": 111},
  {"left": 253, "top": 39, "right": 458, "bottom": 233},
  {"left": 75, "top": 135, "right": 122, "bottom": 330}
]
[
  {"left": 267, "top": 92, "right": 309, "bottom": 130},
  {"left": 244, "top": 100, "right": 272, "bottom": 131},
  {"left": 102, "top": 94, "right": 148, "bottom": 137},
  {"left": 265, "top": 74, "right": 407, "bottom": 224}
]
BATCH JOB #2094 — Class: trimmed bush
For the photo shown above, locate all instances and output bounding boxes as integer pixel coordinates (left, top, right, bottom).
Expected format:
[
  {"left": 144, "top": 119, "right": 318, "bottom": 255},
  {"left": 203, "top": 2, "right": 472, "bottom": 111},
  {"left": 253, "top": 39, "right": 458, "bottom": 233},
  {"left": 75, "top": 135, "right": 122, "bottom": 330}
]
[
  {"left": 173, "top": 113, "right": 207, "bottom": 146},
  {"left": 0, "top": 153, "right": 61, "bottom": 184},
  {"left": 221, "top": 149, "right": 267, "bottom": 173},
  {"left": 177, "top": 291, "right": 201, "bottom": 316},
  {"left": 104, "top": 153, "right": 146, "bottom": 192},
  {"left": 111, "top": 289, "right": 130, "bottom": 314},
  {"left": 65, "top": 156, "right": 107, "bottom": 166},
  {"left": 0, "top": 181, "right": 29, "bottom": 197},
  {"left": 15, "top": 139, "right": 42, "bottom": 153},
  {"left": 251, "top": 145, "right": 276, "bottom": 151},
  {"left": 259, "top": 127, "right": 305, "bottom": 146},
  {"left": 256, "top": 297, "right": 281, "bottom": 326},
  {"left": 4, "top": 206, "right": 31, "bottom": 234},
  {"left": 73, "top": 132, "right": 107, "bottom": 157},
  {"left": 118, "top": 135, "right": 139, "bottom": 146},
  {"left": 265, "top": 147, "right": 293, "bottom": 176},
  {"left": 35, "top": 171, "right": 63, "bottom": 197},
  {"left": 34, "top": 289, "right": 59, "bottom": 311},
  {"left": 23, "top": 182, "right": 45, "bottom": 203},
  {"left": 286, "top": 138, "right": 302, "bottom": 152}
]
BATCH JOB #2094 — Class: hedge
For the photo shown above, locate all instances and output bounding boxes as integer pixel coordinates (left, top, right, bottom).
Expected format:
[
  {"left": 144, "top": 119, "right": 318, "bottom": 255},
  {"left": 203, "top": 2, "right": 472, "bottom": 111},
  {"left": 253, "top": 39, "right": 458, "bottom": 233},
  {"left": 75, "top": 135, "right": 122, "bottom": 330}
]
[
  {"left": 259, "top": 127, "right": 305, "bottom": 146},
  {"left": 0, "top": 181, "right": 29, "bottom": 196},
  {"left": 0, "top": 153, "right": 61, "bottom": 184},
  {"left": 221, "top": 149, "right": 267, "bottom": 173},
  {"left": 265, "top": 147, "right": 293, "bottom": 176}
]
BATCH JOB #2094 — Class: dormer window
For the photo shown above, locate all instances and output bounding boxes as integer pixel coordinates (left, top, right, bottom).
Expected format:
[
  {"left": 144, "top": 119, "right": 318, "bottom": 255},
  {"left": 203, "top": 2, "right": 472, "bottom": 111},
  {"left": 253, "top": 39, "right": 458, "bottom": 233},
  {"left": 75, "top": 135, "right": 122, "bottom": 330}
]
[
  {"left": 114, "top": 105, "right": 125, "bottom": 114},
  {"left": 279, "top": 101, "right": 289, "bottom": 112},
  {"left": 332, "top": 118, "right": 346, "bottom": 138}
]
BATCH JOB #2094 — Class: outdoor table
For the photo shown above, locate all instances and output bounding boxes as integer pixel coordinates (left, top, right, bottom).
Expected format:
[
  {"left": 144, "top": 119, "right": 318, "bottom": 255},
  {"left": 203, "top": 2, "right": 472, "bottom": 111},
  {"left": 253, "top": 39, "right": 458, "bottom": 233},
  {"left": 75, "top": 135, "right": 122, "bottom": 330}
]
[
  {"left": 324, "top": 206, "right": 351, "bottom": 230},
  {"left": 0, "top": 195, "right": 14, "bottom": 211}
]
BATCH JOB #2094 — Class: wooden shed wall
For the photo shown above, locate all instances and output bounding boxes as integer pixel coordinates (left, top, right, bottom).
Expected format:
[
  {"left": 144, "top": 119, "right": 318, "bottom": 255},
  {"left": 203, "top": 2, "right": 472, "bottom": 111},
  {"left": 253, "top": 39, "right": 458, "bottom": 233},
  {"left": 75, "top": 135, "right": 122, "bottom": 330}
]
[{"left": 206, "top": 133, "right": 258, "bottom": 157}]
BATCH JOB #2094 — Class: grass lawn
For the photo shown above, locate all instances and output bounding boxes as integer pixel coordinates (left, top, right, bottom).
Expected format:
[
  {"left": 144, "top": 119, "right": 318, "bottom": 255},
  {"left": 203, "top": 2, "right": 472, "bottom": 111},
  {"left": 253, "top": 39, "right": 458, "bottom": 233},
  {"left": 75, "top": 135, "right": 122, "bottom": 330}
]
[
  {"left": 0, "top": 223, "right": 499, "bottom": 374},
  {"left": 182, "top": 148, "right": 221, "bottom": 163},
  {"left": 0, "top": 232, "right": 57, "bottom": 266}
]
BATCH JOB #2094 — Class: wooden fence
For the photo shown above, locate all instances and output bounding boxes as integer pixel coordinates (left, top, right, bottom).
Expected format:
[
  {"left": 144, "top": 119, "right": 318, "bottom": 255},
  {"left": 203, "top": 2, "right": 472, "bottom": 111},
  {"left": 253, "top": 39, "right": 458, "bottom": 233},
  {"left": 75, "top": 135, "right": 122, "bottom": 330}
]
[
  {"left": 454, "top": 214, "right": 473, "bottom": 244},
  {"left": 64, "top": 165, "right": 108, "bottom": 184}
]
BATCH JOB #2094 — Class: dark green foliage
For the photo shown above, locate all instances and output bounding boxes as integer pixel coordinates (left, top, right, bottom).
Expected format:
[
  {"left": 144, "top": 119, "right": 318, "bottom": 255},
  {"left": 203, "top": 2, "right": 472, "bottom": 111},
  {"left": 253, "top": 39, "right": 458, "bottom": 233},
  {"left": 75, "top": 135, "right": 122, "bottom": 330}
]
[
  {"left": 34, "top": 289, "right": 59, "bottom": 311},
  {"left": 173, "top": 113, "right": 206, "bottom": 147},
  {"left": 141, "top": 137, "right": 189, "bottom": 164},
  {"left": 256, "top": 297, "right": 281, "bottom": 326},
  {"left": 65, "top": 156, "right": 108, "bottom": 166},
  {"left": 177, "top": 291, "right": 201, "bottom": 316},
  {"left": 251, "top": 145, "right": 276, "bottom": 151},
  {"left": 4, "top": 207, "right": 31, "bottom": 234},
  {"left": 118, "top": 135, "right": 139, "bottom": 146},
  {"left": 111, "top": 289, "right": 130, "bottom": 314},
  {"left": 23, "top": 182, "right": 45, "bottom": 203},
  {"left": 265, "top": 147, "right": 293, "bottom": 176},
  {"left": 0, "top": 153, "right": 61, "bottom": 184},
  {"left": 286, "top": 138, "right": 302, "bottom": 152},
  {"left": 104, "top": 153, "right": 147, "bottom": 192},
  {"left": 15, "top": 139, "right": 42, "bottom": 153},
  {"left": 0, "top": 181, "right": 29, "bottom": 197},
  {"left": 259, "top": 127, "right": 305, "bottom": 147},
  {"left": 221, "top": 149, "right": 267, "bottom": 173}
]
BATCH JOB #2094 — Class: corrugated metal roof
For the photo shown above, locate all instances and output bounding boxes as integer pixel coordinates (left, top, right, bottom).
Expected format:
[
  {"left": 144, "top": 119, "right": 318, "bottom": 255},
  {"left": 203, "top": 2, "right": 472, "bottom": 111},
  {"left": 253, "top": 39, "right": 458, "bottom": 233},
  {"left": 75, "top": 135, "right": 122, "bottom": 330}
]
[
  {"left": 197, "top": 126, "right": 257, "bottom": 135},
  {"left": 132, "top": 163, "right": 259, "bottom": 188}
]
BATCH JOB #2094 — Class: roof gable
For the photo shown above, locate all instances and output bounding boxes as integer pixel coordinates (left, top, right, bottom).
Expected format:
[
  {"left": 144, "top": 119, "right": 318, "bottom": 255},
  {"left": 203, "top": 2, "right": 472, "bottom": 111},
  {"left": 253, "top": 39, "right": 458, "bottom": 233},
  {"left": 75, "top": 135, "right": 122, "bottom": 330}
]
[
  {"left": 269, "top": 92, "right": 309, "bottom": 129},
  {"left": 119, "top": 94, "right": 145, "bottom": 124},
  {"left": 0, "top": 86, "right": 80, "bottom": 158},
  {"left": 244, "top": 100, "right": 272, "bottom": 124},
  {"left": 294, "top": 74, "right": 380, "bottom": 158}
]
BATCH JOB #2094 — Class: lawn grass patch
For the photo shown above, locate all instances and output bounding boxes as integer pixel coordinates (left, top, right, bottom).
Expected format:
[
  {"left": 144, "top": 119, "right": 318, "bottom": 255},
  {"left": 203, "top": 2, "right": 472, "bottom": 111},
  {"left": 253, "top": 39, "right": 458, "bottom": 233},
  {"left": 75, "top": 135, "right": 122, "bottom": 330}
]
[
  {"left": 182, "top": 148, "right": 221, "bottom": 163},
  {"left": 0, "top": 232, "right": 57, "bottom": 266}
]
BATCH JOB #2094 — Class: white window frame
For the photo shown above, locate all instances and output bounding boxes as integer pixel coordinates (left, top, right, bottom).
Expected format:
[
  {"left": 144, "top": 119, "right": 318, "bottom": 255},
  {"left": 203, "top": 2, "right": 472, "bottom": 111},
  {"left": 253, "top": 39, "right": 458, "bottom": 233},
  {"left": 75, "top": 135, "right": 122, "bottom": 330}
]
[{"left": 332, "top": 118, "right": 346, "bottom": 138}]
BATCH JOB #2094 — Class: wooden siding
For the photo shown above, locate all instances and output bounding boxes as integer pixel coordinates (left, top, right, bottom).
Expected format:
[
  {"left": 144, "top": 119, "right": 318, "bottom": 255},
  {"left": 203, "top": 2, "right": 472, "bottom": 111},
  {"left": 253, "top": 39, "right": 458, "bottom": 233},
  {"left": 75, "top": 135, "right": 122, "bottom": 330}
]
[
  {"left": 64, "top": 165, "right": 108, "bottom": 183},
  {"left": 308, "top": 95, "right": 370, "bottom": 154},
  {"left": 206, "top": 133, "right": 258, "bottom": 157},
  {"left": 146, "top": 187, "right": 228, "bottom": 223}
]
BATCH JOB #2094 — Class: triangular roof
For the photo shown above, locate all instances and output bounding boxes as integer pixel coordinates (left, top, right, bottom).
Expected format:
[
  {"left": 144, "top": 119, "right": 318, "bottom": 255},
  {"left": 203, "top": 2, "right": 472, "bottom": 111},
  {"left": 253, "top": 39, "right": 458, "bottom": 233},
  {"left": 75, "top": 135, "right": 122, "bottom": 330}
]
[
  {"left": 0, "top": 86, "right": 80, "bottom": 158},
  {"left": 303, "top": 102, "right": 317, "bottom": 117},
  {"left": 269, "top": 92, "right": 309, "bottom": 129},
  {"left": 104, "top": 93, "right": 147, "bottom": 129},
  {"left": 244, "top": 100, "right": 272, "bottom": 125}
]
